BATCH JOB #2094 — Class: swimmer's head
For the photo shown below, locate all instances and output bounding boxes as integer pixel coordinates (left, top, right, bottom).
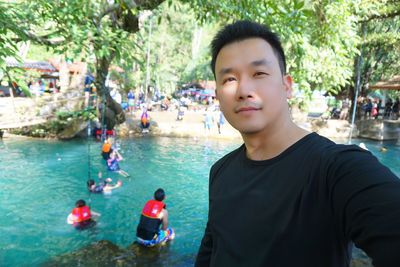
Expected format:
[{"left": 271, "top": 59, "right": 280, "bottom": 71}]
[
  {"left": 87, "top": 179, "right": 95, "bottom": 189},
  {"left": 75, "top": 199, "right": 86, "bottom": 207},
  {"left": 154, "top": 188, "right": 165, "bottom": 201}
]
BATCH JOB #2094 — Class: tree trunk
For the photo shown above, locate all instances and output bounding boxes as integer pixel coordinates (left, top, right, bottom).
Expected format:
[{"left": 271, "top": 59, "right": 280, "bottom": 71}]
[{"left": 96, "top": 56, "right": 125, "bottom": 130}]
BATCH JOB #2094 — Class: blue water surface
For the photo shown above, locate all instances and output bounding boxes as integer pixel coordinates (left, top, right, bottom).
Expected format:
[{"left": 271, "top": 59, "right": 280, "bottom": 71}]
[{"left": 0, "top": 136, "right": 398, "bottom": 266}]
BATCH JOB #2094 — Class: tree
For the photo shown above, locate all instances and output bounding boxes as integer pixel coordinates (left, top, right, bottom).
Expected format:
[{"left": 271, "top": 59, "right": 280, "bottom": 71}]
[
  {"left": 187, "top": 0, "right": 361, "bottom": 99},
  {"left": 356, "top": 1, "right": 400, "bottom": 97},
  {"left": 3, "top": 0, "right": 168, "bottom": 129}
]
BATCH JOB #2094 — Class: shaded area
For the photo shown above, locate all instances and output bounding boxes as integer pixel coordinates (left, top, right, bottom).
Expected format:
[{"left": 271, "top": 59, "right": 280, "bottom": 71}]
[
  {"left": 42, "top": 239, "right": 372, "bottom": 267},
  {"left": 42, "top": 240, "right": 195, "bottom": 267}
]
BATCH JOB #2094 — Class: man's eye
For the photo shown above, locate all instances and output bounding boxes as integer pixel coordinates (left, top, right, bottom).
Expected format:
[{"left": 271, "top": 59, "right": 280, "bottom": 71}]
[
  {"left": 223, "top": 77, "right": 236, "bottom": 84},
  {"left": 254, "top": 72, "right": 268, "bottom": 76}
]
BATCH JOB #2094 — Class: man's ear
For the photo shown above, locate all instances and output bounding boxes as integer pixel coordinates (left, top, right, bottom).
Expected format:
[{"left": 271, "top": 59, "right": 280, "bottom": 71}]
[{"left": 283, "top": 75, "right": 293, "bottom": 99}]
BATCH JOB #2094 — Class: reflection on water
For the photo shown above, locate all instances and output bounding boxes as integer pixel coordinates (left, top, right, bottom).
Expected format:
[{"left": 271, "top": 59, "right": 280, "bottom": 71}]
[{"left": 0, "top": 136, "right": 398, "bottom": 266}]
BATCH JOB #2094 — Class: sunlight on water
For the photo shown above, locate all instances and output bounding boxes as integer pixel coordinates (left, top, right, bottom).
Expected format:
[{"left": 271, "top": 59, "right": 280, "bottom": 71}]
[{"left": 0, "top": 136, "right": 398, "bottom": 266}]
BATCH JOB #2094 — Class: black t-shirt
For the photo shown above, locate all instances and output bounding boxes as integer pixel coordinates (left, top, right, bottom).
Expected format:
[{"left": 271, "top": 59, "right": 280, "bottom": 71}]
[{"left": 196, "top": 133, "right": 400, "bottom": 267}]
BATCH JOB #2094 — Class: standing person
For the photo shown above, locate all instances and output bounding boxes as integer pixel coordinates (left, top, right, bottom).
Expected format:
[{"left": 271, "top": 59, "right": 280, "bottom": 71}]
[
  {"left": 216, "top": 109, "right": 225, "bottom": 134},
  {"left": 339, "top": 98, "right": 349, "bottom": 120},
  {"left": 136, "top": 188, "right": 175, "bottom": 247},
  {"left": 204, "top": 108, "right": 214, "bottom": 133},
  {"left": 127, "top": 90, "right": 135, "bottom": 114},
  {"left": 392, "top": 97, "right": 399, "bottom": 119},
  {"left": 195, "top": 20, "right": 400, "bottom": 267}
]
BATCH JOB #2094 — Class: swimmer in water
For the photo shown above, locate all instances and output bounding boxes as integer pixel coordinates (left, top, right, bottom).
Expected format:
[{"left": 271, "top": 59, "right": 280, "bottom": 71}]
[
  {"left": 107, "top": 150, "right": 129, "bottom": 177},
  {"left": 67, "top": 199, "right": 100, "bottom": 230},
  {"left": 87, "top": 172, "right": 122, "bottom": 193}
]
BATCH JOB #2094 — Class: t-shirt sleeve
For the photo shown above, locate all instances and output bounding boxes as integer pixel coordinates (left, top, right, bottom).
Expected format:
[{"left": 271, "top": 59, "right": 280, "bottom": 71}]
[
  {"left": 195, "top": 222, "right": 213, "bottom": 267},
  {"left": 327, "top": 146, "right": 400, "bottom": 267}
]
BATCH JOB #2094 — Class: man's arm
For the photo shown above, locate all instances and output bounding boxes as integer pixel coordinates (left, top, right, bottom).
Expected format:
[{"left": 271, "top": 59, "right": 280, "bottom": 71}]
[
  {"left": 161, "top": 209, "right": 168, "bottom": 230},
  {"left": 328, "top": 147, "right": 400, "bottom": 267},
  {"left": 195, "top": 222, "right": 213, "bottom": 267}
]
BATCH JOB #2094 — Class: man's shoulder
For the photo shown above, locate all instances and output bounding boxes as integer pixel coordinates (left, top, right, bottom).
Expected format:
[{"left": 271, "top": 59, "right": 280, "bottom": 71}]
[
  {"left": 302, "top": 133, "right": 369, "bottom": 159},
  {"left": 211, "top": 144, "right": 244, "bottom": 173}
]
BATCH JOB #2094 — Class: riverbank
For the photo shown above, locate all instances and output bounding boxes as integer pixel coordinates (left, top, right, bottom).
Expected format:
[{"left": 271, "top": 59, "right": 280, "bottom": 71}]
[
  {"left": 118, "top": 109, "right": 353, "bottom": 141},
  {"left": 0, "top": 95, "right": 353, "bottom": 141}
]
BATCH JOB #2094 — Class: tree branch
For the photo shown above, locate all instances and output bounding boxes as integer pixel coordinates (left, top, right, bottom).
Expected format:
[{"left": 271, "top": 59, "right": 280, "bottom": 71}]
[
  {"left": 359, "top": 10, "right": 400, "bottom": 23},
  {"left": 12, "top": 30, "right": 65, "bottom": 46}
]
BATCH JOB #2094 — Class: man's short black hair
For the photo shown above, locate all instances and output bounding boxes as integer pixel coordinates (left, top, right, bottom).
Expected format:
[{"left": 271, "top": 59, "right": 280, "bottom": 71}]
[
  {"left": 210, "top": 20, "right": 287, "bottom": 77},
  {"left": 76, "top": 199, "right": 86, "bottom": 207},
  {"left": 154, "top": 188, "right": 165, "bottom": 201}
]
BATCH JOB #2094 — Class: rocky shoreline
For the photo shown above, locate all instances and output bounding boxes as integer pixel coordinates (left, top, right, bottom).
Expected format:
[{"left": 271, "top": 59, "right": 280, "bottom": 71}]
[{"left": 1, "top": 109, "right": 354, "bottom": 141}]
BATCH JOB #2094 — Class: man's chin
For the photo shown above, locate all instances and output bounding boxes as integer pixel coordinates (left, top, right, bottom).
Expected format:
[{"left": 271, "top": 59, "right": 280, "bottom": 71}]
[{"left": 237, "top": 126, "right": 263, "bottom": 135}]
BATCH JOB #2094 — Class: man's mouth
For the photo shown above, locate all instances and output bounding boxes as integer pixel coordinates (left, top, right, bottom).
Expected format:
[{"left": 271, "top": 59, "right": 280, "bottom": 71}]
[{"left": 235, "top": 105, "right": 261, "bottom": 113}]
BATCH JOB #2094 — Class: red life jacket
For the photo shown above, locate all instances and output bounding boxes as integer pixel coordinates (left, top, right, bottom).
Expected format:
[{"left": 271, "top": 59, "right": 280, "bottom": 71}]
[
  {"left": 106, "top": 130, "right": 115, "bottom": 136},
  {"left": 72, "top": 206, "right": 91, "bottom": 223},
  {"left": 141, "top": 200, "right": 165, "bottom": 219}
]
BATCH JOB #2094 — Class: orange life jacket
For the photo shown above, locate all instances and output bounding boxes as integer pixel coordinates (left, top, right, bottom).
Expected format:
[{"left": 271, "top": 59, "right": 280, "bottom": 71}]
[
  {"left": 141, "top": 113, "right": 149, "bottom": 125},
  {"left": 72, "top": 206, "right": 91, "bottom": 223},
  {"left": 141, "top": 200, "right": 165, "bottom": 219},
  {"left": 102, "top": 143, "right": 112, "bottom": 153}
]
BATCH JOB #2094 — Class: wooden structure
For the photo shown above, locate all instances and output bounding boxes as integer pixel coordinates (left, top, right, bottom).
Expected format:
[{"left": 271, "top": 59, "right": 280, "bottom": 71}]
[
  {"left": 369, "top": 75, "right": 400, "bottom": 90},
  {"left": 358, "top": 75, "right": 400, "bottom": 140}
]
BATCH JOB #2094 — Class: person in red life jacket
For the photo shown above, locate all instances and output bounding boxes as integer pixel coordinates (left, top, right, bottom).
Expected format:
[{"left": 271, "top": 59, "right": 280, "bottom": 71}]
[
  {"left": 67, "top": 199, "right": 100, "bottom": 230},
  {"left": 136, "top": 188, "right": 175, "bottom": 247}
]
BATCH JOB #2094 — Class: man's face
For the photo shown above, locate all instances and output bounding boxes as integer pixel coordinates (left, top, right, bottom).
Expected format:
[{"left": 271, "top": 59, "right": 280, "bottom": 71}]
[{"left": 214, "top": 38, "right": 292, "bottom": 135}]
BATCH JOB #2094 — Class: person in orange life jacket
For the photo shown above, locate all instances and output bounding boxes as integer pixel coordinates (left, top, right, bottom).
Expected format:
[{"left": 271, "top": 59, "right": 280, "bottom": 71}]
[
  {"left": 87, "top": 172, "right": 122, "bottom": 194},
  {"left": 107, "top": 150, "right": 129, "bottom": 177},
  {"left": 140, "top": 108, "right": 150, "bottom": 129},
  {"left": 101, "top": 138, "right": 113, "bottom": 160},
  {"left": 67, "top": 199, "right": 100, "bottom": 230},
  {"left": 136, "top": 188, "right": 175, "bottom": 247}
]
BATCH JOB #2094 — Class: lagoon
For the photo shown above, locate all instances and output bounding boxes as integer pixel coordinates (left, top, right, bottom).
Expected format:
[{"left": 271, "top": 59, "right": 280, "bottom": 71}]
[{"left": 0, "top": 136, "right": 398, "bottom": 266}]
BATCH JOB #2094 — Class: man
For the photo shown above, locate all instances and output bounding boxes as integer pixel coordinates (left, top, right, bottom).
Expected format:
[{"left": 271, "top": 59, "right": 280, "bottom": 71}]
[
  {"left": 195, "top": 20, "right": 400, "bottom": 267},
  {"left": 136, "top": 188, "right": 175, "bottom": 247}
]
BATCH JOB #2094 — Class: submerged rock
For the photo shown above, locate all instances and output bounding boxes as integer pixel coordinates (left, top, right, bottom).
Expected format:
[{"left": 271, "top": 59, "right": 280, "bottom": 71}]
[{"left": 42, "top": 240, "right": 137, "bottom": 266}]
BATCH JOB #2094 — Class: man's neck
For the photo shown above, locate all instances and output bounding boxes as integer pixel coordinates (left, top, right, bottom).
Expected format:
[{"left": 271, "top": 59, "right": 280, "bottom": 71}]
[{"left": 242, "top": 120, "right": 309, "bottom": 161}]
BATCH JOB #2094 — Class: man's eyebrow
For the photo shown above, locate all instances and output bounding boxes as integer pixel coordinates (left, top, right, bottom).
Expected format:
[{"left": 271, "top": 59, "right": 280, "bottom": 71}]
[
  {"left": 218, "top": 67, "right": 233, "bottom": 77},
  {"left": 217, "top": 59, "right": 272, "bottom": 77},
  {"left": 251, "top": 59, "right": 272, "bottom": 67}
]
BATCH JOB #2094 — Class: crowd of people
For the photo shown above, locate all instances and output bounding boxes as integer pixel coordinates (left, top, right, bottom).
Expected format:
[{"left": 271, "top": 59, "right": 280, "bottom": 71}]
[
  {"left": 66, "top": 136, "right": 175, "bottom": 248},
  {"left": 359, "top": 97, "right": 400, "bottom": 120}
]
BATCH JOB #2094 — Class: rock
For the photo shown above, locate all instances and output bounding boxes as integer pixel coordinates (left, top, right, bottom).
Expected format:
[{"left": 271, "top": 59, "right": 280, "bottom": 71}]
[
  {"left": 57, "top": 118, "right": 89, "bottom": 140},
  {"left": 42, "top": 240, "right": 137, "bottom": 266}
]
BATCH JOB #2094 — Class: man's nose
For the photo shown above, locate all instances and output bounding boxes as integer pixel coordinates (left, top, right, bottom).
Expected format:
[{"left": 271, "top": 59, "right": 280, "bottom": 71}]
[{"left": 235, "top": 76, "right": 255, "bottom": 100}]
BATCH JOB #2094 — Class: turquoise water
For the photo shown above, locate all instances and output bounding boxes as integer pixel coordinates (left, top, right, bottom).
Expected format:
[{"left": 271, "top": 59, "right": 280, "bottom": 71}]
[{"left": 0, "top": 136, "right": 398, "bottom": 266}]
